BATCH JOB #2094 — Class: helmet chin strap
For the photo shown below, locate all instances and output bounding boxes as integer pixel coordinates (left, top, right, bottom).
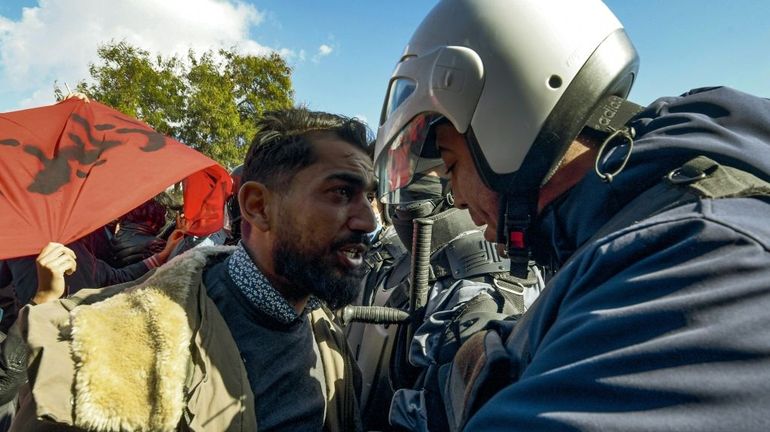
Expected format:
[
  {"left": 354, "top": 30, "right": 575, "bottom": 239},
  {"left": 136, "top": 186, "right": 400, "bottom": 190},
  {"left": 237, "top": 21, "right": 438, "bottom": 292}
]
[{"left": 497, "top": 191, "right": 538, "bottom": 278}]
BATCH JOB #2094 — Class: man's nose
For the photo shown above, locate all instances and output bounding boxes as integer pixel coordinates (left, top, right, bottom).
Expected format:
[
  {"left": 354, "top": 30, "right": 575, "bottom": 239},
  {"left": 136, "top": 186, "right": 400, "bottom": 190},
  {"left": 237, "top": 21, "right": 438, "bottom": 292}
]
[{"left": 349, "top": 194, "right": 377, "bottom": 233}]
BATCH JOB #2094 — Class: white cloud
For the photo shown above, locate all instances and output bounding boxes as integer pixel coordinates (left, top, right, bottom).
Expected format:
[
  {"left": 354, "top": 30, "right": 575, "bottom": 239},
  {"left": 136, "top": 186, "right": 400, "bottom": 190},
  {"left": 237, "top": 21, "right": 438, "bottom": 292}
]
[
  {"left": 0, "top": 15, "right": 12, "bottom": 33},
  {"left": 279, "top": 47, "right": 309, "bottom": 64},
  {"left": 312, "top": 43, "right": 334, "bottom": 63},
  {"left": 0, "top": 0, "right": 290, "bottom": 110},
  {"left": 278, "top": 48, "right": 297, "bottom": 61},
  {"left": 318, "top": 44, "right": 333, "bottom": 56}
]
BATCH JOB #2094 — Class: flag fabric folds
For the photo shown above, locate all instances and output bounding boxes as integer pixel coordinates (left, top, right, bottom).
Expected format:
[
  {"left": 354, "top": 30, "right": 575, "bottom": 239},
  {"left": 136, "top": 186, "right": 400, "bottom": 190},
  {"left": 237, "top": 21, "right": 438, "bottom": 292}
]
[{"left": 0, "top": 99, "right": 232, "bottom": 260}]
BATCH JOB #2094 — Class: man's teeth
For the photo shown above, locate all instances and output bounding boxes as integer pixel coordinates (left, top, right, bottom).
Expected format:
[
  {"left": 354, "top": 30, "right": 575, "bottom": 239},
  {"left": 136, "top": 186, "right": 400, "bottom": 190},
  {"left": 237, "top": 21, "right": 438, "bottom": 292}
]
[{"left": 342, "top": 250, "right": 358, "bottom": 258}]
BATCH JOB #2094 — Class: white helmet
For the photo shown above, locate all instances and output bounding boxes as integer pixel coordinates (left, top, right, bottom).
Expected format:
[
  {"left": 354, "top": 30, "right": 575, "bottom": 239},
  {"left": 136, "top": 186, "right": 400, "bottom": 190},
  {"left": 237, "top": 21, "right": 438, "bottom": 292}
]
[{"left": 374, "top": 0, "right": 639, "bottom": 203}]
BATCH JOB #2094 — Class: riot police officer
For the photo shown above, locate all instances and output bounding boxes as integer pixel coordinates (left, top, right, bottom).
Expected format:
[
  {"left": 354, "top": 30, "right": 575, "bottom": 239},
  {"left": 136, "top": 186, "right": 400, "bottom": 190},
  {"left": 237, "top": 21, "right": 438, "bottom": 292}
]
[{"left": 374, "top": 1, "right": 770, "bottom": 431}]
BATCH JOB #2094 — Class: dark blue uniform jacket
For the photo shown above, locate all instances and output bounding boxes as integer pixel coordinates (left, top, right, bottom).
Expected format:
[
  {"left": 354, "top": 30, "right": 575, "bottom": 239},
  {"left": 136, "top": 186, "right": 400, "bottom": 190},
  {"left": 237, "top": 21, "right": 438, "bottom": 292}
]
[{"left": 466, "top": 87, "right": 770, "bottom": 431}]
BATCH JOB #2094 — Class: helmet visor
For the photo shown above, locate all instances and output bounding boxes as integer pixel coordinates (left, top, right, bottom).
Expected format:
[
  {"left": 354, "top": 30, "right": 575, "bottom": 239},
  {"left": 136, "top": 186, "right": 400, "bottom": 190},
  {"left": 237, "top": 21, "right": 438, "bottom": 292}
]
[{"left": 375, "top": 112, "right": 445, "bottom": 203}]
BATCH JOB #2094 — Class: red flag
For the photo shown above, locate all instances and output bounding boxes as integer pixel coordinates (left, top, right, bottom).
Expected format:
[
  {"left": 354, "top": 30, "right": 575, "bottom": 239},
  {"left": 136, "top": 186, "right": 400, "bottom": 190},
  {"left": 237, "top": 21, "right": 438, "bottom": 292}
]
[{"left": 0, "top": 99, "right": 232, "bottom": 259}]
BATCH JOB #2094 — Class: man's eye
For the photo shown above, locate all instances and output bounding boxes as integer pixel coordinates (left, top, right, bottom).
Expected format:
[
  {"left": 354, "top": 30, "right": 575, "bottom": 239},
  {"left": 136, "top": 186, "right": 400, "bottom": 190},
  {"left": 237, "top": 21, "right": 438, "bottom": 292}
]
[{"left": 334, "top": 186, "right": 353, "bottom": 199}]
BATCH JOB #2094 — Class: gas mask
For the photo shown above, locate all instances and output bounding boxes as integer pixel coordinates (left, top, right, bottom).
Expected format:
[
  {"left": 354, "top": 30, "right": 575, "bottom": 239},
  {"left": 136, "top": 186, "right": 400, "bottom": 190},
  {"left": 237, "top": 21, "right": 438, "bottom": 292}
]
[{"left": 391, "top": 174, "right": 446, "bottom": 251}]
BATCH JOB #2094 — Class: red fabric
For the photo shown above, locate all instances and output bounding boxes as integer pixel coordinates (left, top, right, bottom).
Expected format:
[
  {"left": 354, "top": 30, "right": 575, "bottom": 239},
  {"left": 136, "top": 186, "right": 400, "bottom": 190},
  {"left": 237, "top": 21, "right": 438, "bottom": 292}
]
[
  {"left": 181, "top": 165, "right": 231, "bottom": 236},
  {"left": 0, "top": 99, "right": 232, "bottom": 259}
]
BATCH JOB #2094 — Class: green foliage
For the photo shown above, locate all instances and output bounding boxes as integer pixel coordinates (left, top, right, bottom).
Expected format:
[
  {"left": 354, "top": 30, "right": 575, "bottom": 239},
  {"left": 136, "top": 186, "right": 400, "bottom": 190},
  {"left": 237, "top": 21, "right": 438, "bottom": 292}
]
[{"left": 59, "top": 41, "right": 294, "bottom": 168}]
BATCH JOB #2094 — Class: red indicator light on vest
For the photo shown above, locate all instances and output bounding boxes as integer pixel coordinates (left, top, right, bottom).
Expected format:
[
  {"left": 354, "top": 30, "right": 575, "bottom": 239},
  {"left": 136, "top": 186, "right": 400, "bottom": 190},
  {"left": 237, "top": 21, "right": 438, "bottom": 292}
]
[{"left": 509, "top": 231, "right": 525, "bottom": 249}]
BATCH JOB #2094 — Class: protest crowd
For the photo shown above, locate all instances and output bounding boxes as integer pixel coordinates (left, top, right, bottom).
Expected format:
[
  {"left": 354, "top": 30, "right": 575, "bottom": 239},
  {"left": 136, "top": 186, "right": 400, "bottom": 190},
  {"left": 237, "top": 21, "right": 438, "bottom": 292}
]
[{"left": 1, "top": 0, "right": 769, "bottom": 431}]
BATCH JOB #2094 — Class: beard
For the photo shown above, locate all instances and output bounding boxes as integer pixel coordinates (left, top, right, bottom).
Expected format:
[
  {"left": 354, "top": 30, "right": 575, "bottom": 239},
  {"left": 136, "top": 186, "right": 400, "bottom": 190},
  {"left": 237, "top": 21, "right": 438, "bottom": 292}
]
[{"left": 273, "top": 226, "right": 369, "bottom": 310}]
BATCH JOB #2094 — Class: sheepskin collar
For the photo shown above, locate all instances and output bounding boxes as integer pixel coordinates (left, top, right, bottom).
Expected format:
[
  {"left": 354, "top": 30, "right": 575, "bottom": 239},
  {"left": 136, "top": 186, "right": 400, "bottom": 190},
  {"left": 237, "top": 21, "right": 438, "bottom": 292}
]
[{"left": 68, "top": 246, "right": 235, "bottom": 432}]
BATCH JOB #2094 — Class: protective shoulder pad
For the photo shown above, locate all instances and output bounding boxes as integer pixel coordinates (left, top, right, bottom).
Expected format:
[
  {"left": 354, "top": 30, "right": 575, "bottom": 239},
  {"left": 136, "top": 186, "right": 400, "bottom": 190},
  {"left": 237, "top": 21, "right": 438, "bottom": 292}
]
[{"left": 445, "top": 231, "right": 508, "bottom": 279}]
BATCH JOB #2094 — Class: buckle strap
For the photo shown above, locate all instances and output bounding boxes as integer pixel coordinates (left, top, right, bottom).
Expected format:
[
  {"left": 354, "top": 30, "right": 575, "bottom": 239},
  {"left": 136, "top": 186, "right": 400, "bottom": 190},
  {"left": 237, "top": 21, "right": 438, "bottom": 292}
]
[
  {"left": 583, "top": 95, "right": 644, "bottom": 137},
  {"left": 667, "top": 156, "right": 770, "bottom": 199},
  {"left": 498, "top": 194, "right": 535, "bottom": 279}
]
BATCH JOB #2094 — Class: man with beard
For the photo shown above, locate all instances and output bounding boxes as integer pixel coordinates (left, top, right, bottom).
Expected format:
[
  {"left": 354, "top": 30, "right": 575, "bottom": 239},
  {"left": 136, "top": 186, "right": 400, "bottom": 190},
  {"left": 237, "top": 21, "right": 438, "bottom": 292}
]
[{"left": 9, "top": 108, "right": 374, "bottom": 432}]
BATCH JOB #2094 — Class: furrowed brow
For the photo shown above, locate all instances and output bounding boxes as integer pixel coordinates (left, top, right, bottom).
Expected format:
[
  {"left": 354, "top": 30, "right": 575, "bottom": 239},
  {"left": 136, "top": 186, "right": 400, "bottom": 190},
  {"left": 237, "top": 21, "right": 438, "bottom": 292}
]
[{"left": 326, "top": 172, "right": 369, "bottom": 189}]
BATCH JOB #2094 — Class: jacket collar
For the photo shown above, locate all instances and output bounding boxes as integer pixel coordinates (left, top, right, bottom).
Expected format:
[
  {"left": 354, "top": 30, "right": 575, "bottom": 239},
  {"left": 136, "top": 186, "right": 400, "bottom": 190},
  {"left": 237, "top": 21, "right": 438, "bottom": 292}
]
[{"left": 228, "top": 243, "right": 306, "bottom": 324}]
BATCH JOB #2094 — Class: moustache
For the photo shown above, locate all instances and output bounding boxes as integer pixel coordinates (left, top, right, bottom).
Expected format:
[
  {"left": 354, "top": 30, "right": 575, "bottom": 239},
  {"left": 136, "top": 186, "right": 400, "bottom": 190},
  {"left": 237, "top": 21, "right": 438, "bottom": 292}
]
[{"left": 331, "top": 232, "right": 372, "bottom": 252}]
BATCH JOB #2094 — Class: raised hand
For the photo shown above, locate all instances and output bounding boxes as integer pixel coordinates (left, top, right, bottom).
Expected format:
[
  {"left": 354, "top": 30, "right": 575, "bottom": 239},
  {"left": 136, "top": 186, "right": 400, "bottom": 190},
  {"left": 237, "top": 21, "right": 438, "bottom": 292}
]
[{"left": 33, "top": 242, "right": 77, "bottom": 304}]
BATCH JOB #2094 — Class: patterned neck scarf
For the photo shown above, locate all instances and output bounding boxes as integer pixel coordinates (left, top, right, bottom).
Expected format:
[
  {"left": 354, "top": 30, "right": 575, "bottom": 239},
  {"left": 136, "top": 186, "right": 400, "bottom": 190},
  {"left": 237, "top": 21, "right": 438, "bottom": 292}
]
[{"left": 228, "top": 243, "right": 319, "bottom": 324}]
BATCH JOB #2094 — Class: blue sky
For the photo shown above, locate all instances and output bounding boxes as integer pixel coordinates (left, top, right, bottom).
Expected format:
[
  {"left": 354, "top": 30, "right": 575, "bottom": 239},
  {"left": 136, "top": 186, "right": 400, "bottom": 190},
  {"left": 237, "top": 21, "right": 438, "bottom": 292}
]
[{"left": 1, "top": 1, "right": 769, "bottom": 134}]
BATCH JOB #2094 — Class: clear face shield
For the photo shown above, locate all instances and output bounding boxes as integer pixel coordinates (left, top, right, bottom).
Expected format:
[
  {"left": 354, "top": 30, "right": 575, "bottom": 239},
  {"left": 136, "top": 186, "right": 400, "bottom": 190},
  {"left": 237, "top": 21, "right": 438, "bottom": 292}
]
[
  {"left": 375, "top": 112, "right": 448, "bottom": 204},
  {"left": 375, "top": 46, "right": 483, "bottom": 205}
]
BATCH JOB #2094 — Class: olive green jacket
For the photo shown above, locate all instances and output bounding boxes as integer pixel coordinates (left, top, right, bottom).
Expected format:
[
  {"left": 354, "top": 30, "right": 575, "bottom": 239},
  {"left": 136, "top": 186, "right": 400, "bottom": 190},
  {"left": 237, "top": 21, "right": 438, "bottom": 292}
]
[{"left": 10, "top": 246, "right": 361, "bottom": 432}]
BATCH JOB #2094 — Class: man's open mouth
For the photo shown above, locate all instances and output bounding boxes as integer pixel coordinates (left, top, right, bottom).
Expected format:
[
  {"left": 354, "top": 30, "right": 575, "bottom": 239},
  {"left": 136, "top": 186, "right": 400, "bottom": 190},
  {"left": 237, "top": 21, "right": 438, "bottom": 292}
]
[{"left": 337, "top": 244, "right": 367, "bottom": 268}]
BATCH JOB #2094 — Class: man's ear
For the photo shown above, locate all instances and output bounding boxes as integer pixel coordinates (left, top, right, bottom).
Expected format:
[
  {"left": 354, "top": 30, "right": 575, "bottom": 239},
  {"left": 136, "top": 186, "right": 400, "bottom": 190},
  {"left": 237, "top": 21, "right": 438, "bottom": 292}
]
[{"left": 239, "top": 181, "right": 273, "bottom": 232}]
